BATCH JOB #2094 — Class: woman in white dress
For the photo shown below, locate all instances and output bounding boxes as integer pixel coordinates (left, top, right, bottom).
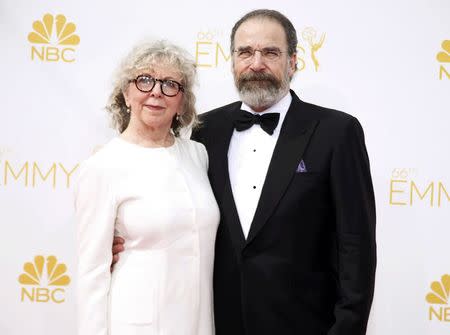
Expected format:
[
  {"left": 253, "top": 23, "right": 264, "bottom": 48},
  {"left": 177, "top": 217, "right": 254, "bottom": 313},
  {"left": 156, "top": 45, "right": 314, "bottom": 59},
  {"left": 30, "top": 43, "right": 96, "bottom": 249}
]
[{"left": 75, "top": 40, "right": 219, "bottom": 335}]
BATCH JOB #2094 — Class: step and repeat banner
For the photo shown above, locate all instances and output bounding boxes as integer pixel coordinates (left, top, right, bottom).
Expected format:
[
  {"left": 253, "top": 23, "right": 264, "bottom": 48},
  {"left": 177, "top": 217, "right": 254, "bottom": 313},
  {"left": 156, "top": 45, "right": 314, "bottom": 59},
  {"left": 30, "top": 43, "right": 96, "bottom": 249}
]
[{"left": 0, "top": 0, "right": 448, "bottom": 334}]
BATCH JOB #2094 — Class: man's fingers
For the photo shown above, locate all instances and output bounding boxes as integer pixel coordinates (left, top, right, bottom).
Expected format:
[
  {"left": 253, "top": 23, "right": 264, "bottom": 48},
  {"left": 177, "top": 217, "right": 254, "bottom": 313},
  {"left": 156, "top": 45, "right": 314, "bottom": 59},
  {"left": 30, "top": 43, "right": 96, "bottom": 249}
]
[
  {"left": 111, "top": 236, "right": 124, "bottom": 271},
  {"left": 113, "top": 236, "right": 125, "bottom": 245},
  {"left": 112, "top": 244, "right": 124, "bottom": 254},
  {"left": 112, "top": 254, "right": 119, "bottom": 265}
]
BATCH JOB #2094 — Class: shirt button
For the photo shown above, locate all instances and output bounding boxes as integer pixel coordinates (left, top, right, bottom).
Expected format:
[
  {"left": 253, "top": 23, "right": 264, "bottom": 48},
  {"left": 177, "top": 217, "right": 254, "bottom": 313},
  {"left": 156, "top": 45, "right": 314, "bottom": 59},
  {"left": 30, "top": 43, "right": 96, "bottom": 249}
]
[{"left": 253, "top": 186, "right": 256, "bottom": 189}]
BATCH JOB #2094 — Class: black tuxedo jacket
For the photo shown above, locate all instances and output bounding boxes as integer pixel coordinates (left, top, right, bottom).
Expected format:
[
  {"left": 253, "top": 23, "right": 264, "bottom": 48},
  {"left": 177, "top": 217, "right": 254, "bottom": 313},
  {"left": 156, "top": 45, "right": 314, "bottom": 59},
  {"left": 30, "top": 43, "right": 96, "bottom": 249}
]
[{"left": 191, "top": 90, "right": 376, "bottom": 335}]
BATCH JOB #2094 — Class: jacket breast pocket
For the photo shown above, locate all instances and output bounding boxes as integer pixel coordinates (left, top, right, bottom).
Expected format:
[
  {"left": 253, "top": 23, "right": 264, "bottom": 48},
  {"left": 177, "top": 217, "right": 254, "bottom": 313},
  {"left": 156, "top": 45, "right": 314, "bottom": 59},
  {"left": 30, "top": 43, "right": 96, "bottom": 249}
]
[
  {"left": 290, "top": 172, "right": 326, "bottom": 194},
  {"left": 293, "top": 171, "right": 323, "bottom": 180}
]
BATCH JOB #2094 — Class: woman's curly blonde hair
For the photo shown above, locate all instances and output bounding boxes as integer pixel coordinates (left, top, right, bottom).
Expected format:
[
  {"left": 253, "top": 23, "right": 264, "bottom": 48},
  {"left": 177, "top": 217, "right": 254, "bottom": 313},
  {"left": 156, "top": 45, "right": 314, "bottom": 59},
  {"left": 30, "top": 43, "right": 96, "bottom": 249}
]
[{"left": 106, "top": 40, "right": 198, "bottom": 136}]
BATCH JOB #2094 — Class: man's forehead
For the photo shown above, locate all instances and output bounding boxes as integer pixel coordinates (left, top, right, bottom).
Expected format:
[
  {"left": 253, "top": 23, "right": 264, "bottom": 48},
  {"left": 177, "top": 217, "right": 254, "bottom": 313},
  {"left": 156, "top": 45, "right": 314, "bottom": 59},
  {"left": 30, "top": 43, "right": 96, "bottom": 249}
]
[{"left": 234, "top": 18, "right": 287, "bottom": 48}]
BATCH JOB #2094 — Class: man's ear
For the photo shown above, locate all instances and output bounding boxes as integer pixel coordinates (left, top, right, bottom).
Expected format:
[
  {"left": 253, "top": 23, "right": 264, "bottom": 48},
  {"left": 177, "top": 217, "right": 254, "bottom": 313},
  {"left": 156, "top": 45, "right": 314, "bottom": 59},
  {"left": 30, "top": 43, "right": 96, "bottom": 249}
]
[{"left": 289, "top": 53, "right": 297, "bottom": 76}]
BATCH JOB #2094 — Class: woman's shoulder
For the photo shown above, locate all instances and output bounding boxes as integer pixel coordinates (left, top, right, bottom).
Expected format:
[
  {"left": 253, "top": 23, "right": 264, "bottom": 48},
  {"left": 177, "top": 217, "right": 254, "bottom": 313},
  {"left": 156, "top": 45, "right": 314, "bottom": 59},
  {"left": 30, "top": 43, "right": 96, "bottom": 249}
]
[
  {"left": 175, "top": 137, "right": 208, "bottom": 166},
  {"left": 78, "top": 138, "right": 124, "bottom": 173},
  {"left": 176, "top": 137, "right": 207, "bottom": 154}
]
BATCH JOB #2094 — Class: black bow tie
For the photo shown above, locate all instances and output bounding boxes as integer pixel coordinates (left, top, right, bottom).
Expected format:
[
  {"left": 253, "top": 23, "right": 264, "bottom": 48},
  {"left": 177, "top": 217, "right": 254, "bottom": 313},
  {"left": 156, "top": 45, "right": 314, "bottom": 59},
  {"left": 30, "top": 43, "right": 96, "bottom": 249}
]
[{"left": 232, "top": 110, "right": 280, "bottom": 135}]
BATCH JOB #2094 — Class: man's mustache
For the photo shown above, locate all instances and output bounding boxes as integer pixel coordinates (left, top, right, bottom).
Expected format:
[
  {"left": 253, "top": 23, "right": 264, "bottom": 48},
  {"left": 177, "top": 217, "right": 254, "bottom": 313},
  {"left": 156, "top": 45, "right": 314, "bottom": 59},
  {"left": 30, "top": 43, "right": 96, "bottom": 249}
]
[{"left": 238, "top": 72, "right": 279, "bottom": 85}]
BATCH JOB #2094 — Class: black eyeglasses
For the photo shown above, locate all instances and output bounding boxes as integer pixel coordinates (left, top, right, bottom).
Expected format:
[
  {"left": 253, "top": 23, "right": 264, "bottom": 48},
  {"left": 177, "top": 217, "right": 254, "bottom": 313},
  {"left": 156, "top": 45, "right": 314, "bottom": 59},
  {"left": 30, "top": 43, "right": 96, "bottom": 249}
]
[{"left": 132, "top": 74, "right": 184, "bottom": 97}]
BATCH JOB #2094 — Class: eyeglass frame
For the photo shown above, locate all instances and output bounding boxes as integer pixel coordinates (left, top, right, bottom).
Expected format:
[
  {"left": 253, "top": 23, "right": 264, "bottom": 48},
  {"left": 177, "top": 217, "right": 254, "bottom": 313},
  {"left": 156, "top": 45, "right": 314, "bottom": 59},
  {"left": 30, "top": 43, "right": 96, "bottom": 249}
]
[
  {"left": 131, "top": 74, "right": 185, "bottom": 97},
  {"left": 232, "top": 47, "right": 288, "bottom": 62}
]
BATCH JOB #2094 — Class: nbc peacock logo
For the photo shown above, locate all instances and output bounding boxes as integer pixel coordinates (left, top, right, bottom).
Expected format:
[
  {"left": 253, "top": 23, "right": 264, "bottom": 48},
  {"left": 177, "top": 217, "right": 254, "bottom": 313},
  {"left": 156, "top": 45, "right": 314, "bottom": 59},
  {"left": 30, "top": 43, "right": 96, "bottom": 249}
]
[
  {"left": 437, "top": 40, "right": 449, "bottom": 80},
  {"left": 426, "top": 274, "right": 450, "bottom": 322},
  {"left": 28, "top": 13, "right": 80, "bottom": 63},
  {"left": 18, "top": 255, "right": 71, "bottom": 304}
]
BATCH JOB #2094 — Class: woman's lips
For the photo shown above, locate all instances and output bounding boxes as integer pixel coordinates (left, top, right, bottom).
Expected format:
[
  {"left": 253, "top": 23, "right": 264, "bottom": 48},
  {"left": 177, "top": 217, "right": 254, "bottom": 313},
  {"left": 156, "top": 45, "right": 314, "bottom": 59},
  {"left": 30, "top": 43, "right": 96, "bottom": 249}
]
[{"left": 144, "top": 104, "right": 165, "bottom": 110}]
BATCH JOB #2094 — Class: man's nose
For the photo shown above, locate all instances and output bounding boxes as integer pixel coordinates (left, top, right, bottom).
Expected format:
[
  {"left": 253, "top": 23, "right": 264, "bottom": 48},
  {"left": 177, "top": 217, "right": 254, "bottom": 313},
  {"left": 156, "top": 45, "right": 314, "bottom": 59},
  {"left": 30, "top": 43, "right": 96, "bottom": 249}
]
[{"left": 249, "top": 51, "right": 266, "bottom": 71}]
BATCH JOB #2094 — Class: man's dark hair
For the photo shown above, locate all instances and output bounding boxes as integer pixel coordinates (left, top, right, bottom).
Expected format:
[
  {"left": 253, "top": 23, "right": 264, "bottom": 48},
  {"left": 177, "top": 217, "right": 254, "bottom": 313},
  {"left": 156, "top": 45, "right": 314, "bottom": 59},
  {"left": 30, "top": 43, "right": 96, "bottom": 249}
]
[{"left": 230, "top": 9, "right": 298, "bottom": 56}]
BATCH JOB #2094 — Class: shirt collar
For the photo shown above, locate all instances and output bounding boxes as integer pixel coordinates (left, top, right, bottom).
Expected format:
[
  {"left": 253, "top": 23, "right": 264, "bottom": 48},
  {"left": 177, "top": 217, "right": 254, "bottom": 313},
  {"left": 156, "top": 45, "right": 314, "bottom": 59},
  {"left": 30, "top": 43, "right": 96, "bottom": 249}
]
[{"left": 240, "top": 91, "right": 292, "bottom": 136}]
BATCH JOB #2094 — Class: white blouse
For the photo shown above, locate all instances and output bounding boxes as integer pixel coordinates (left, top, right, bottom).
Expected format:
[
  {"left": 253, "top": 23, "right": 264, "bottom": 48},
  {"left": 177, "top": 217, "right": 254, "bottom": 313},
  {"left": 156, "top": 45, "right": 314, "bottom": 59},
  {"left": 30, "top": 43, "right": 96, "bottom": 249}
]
[{"left": 75, "top": 137, "right": 219, "bottom": 335}]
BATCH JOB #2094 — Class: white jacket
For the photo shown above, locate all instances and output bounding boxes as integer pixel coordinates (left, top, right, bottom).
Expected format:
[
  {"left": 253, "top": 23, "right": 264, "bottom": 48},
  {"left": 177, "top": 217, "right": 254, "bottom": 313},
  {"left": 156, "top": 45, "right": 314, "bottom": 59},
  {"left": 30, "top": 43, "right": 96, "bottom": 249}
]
[{"left": 75, "top": 137, "right": 219, "bottom": 335}]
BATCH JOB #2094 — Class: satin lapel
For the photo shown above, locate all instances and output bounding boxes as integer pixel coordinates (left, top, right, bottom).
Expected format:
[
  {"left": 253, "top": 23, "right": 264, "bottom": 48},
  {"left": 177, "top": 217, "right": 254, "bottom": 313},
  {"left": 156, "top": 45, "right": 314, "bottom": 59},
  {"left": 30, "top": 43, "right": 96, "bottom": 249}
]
[
  {"left": 221, "top": 172, "right": 246, "bottom": 251},
  {"left": 207, "top": 105, "right": 246, "bottom": 251},
  {"left": 246, "top": 93, "right": 319, "bottom": 245}
]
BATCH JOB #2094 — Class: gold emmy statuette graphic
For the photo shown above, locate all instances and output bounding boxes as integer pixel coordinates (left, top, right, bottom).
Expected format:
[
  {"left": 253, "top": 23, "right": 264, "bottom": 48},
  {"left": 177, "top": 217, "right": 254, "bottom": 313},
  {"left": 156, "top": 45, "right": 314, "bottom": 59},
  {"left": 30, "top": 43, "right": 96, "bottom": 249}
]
[
  {"left": 18, "top": 255, "right": 70, "bottom": 303},
  {"left": 302, "top": 27, "right": 326, "bottom": 72}
]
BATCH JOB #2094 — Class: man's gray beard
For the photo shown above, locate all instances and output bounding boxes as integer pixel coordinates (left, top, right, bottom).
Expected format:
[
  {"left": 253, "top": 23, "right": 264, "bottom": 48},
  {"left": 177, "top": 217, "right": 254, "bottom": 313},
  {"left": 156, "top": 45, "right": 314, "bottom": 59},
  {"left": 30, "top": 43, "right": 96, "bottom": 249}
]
[{"left": 235, "top": 72, "right": 289, "bottom": 110}]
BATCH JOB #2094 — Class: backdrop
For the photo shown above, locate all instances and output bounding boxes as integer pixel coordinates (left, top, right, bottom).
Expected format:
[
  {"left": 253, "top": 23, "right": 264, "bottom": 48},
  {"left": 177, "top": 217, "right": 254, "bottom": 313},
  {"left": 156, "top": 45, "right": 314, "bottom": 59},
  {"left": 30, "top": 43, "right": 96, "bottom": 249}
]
[{"left": 0, "top": 0, "right": 449, "bottom": 334}]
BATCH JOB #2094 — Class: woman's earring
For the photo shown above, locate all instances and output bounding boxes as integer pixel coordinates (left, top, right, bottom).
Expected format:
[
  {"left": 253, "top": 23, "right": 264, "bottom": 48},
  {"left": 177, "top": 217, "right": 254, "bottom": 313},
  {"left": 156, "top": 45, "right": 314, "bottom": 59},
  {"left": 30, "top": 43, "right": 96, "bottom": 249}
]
[
  {"left": 126, "top": 106, "right": 131, "bottom": 114},
  {"left": 176, "top": 114, "right": 180, "bottom": 121}
]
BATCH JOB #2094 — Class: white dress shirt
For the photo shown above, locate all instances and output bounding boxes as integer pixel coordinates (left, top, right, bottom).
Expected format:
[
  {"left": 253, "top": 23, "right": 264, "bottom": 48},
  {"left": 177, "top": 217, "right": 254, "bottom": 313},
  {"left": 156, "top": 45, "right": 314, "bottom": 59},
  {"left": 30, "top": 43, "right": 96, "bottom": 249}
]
[{"left": 228, "top": 92, "right": 292, "bottom": 238}]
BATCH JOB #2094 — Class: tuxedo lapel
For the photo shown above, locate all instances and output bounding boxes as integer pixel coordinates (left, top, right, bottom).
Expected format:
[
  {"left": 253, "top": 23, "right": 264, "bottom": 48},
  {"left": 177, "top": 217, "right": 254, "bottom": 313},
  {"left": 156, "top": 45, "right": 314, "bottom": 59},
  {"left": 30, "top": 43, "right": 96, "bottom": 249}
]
[
  {"left": 246, "top": 92, "right": 319, "bottom": 245},
  {"left": 207, "top": 104, "right": 246, "bottom": 251},
  {"left": 221, "top": 172, "right": 247, "bottom": 251}
]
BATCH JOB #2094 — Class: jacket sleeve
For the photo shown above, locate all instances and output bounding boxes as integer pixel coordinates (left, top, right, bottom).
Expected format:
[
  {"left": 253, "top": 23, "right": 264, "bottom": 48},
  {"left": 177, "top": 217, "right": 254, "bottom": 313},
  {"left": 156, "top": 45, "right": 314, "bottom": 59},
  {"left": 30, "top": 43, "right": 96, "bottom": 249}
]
[
  {"left": 74, "top": 160, "right": 117, "bottom": 335},
  {"left": 190, "top": 113, "right": 207, "bottom": 145},
  {"left": 328, "top": 117, "right": 377, "bottom": 335}
]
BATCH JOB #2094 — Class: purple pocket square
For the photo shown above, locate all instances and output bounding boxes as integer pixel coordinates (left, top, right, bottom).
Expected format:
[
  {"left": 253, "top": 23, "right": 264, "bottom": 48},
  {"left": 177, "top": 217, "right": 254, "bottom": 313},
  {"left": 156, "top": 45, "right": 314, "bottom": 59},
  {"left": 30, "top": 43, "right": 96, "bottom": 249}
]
[{"left": 296, "top": 159, "right": 307, "bottom": 173}]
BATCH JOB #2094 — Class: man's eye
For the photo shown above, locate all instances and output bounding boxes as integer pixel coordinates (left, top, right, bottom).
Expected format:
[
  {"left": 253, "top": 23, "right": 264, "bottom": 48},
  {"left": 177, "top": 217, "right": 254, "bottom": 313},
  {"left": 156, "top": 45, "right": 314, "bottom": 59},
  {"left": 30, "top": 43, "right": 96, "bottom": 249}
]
[
  {"left": 238, "top": 50, "right": 253, "bottom": 58},
  {"left": 263, "top": 50, "right": 280, "bottom": 58}
]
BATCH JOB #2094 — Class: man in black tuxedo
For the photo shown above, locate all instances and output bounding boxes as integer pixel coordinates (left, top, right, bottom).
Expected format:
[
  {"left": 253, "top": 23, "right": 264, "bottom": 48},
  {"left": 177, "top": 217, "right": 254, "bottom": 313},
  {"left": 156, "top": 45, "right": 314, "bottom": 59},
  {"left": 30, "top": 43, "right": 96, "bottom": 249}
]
[
  {"left": 113, "top": 9, "right": 376, "bottom": 335},
  {"left": 190, "top": 9, "right": 376, "bottom": 335}
]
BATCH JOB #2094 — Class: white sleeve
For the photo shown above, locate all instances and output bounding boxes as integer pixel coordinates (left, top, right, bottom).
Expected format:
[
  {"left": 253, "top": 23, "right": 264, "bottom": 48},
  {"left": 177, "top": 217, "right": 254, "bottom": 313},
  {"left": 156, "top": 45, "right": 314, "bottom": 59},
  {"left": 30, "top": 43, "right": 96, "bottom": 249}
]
[
  {"left": 195, "top": 141, "right": 209, "bottom": 171},
  {"left": 74, "top": 160, "right": 117, "bottom": 335}
]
